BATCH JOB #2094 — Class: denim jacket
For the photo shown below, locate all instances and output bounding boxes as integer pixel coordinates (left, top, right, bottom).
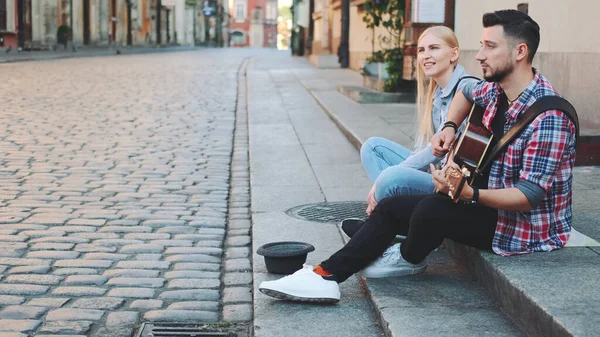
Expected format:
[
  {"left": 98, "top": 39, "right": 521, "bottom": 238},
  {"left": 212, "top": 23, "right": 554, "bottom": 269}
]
[{"left": 401, "top": 65, "right": 478, "bottom": 171}]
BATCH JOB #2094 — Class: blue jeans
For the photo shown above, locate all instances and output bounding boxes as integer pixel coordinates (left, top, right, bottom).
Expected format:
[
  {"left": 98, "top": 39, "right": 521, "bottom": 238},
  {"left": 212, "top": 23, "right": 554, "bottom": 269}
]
[{"left": 360, "top": 137, "right": 435, "bottom": 202}]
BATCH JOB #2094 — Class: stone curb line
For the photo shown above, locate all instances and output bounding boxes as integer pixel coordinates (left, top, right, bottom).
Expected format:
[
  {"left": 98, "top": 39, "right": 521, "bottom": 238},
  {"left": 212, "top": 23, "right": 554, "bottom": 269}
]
[
  {"left": 219, "top": 56, "right": 254, "bottom": 328},
  {"left": 0, "top": 47, "right": 202, "bottom": 64}
]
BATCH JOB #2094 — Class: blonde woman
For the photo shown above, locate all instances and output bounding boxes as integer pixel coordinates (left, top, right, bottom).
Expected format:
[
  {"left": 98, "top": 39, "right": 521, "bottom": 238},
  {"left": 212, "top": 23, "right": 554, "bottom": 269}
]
[{"left": 343, "top": 26, "right": 478, "bottom": 236}]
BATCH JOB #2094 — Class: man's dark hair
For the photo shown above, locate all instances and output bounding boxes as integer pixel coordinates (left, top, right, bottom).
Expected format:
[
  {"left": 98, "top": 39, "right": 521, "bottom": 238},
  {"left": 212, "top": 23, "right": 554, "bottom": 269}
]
[{"left": 482, "top": 9, "right": 540, "bottom": 63}]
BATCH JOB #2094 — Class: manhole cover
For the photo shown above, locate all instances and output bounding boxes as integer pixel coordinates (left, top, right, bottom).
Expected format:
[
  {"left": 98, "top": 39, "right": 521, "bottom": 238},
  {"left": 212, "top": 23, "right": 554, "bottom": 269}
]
[
  {"left": 136, "top": 323, "right": 248, "bottom": 337},
  {"left": 285, "top": 201, "right": 368, "bottom": 223}
]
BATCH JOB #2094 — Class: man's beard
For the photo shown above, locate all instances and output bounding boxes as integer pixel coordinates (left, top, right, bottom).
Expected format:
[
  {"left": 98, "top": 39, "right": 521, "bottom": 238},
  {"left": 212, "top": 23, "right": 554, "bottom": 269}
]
[{"left": 483, "top": 60, "right": 514, "bottom": 82}]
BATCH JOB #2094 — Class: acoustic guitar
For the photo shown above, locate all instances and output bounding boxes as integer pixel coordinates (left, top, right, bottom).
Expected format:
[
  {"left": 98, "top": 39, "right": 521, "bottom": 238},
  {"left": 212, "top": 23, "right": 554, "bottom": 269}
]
[{"left": 440, "top": 104, "right": 493, "bottom": 202}]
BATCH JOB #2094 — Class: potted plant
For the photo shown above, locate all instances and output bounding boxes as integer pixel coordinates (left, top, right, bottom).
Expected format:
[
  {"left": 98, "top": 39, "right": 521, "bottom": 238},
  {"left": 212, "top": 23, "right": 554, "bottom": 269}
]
[
  {"left": 361, "top": 0, "right": 410, "bottom": 93},
  {"left": 361, "top": 0, "right": 387, "bottom": 80}
]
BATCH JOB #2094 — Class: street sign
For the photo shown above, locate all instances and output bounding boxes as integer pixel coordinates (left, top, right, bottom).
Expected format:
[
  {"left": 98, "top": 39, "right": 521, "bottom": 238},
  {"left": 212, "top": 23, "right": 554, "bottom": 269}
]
[{"left": 203, "top": 5, "right": 215, "bottom": 16}]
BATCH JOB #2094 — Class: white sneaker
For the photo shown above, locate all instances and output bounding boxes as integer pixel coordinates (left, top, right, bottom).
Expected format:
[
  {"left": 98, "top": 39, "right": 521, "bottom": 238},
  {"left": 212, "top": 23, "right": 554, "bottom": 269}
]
[
  {"left": 259, "top": 265, "right": 340, "bottom": 303},
  {"left": 362, "top": 243, "right": 427, "bottom": 278}
]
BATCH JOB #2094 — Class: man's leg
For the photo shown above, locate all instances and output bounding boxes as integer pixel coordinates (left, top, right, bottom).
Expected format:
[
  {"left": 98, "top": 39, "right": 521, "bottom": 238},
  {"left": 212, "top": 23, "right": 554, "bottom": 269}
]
[
  {"left": 259, "top": 194, "right": 498, "bottom": 302},
  {"left": 400, "top": 195, "right": 498, "bottom": 264},
  {"left": 258, "top": 195, "right": 426, "bottom": 303},
  {"left": 321, "top": 195, "right": 427, "bottom": 282},
  {"left": 326, "top": 194, "right": 498, "bottom": 281}
]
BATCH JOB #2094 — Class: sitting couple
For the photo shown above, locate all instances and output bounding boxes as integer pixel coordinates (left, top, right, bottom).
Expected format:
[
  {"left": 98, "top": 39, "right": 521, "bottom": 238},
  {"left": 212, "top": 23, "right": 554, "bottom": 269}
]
[{"left": 260, "top": 9, "right": 578, "bottom": 303}]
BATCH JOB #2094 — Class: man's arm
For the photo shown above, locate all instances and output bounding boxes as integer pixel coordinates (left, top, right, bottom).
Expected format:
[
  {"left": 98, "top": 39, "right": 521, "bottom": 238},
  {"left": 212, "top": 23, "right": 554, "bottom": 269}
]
[
  {"left": 431, "top": 164, "right": 533, "bottom": 211},
  {"left": 465, "top": 187, "right": 532, "bottom": 211}
]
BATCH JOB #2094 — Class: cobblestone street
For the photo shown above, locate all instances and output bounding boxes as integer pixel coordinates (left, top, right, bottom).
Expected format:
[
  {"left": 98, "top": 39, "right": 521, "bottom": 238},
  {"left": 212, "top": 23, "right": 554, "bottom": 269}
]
[{"left": 0, "top": 49, "right": 254, "bottom": 336}]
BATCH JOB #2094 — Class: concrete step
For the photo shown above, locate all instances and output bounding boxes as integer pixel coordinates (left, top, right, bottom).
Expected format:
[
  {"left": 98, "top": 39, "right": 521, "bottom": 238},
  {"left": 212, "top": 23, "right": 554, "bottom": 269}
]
[
  {"left": 338, "top": 85, "right": 415, "bottom": 104},
  {"left": 305, "top": 79, "right": 600, "bottom": 337},
  {"left": 337, "top": 231, "right": 526, "bottom": 337},
  {"left": 365, "top": 247, "right": 525, "bottom": 337},
  {"left": 309, "top": 54, "right": 341, "bottom": 69},
  {"left": 447, "top": 243, "right": 600, "bottom": 337}
]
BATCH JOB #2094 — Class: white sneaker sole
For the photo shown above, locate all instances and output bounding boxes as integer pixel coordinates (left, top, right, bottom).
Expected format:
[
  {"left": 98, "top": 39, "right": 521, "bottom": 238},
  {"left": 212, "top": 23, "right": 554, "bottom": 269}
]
[
  {"left": 362, "top": 264, "right": 427, "bottom": 279},
  {"left": 259, "top": 288, "right": 340, "bottom": 304}
]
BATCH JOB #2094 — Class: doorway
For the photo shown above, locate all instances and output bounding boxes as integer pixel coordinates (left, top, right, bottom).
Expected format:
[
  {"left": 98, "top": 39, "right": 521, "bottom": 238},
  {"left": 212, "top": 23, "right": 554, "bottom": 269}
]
[
  {"left": 111, "top": 0, "right": 117, "bottom": 43},
  {"left": 83, "top": 0, "right": 90, "bottom": 45}
]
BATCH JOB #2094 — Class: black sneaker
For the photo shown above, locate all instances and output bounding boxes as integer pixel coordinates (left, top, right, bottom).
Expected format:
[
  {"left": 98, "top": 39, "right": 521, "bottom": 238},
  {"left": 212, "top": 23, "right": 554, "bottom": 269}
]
[{"left": 340, "top": 218, "right": 365, "bottom": 238}]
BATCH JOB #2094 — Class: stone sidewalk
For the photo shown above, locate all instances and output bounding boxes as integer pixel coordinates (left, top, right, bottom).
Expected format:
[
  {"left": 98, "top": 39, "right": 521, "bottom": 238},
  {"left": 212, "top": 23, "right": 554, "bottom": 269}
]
[{"left": 247, "top": 52, "right": 525, "bottom": 337}]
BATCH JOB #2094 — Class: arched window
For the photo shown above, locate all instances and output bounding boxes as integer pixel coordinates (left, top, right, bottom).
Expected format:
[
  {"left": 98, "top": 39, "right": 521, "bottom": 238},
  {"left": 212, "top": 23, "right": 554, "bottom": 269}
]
[{"left": 231, "top": 31, "right": 245, "bottom": 45}]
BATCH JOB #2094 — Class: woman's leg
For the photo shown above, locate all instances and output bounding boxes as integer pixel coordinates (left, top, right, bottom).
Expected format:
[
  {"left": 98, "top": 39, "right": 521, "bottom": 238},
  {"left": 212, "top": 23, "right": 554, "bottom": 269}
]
[
  {"left": 360, "top": 137, "right": 412, "bottom": 182},
  {"left": 341, "top": 167, "right": 434, "bottom": 239},
  {"left": 374, "top": 166, "right": 435, "bottom": 201}
]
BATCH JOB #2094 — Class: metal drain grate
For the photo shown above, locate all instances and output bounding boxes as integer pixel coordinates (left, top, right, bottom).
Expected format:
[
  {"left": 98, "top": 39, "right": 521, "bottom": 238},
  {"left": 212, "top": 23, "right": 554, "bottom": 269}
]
[
  {"left": 285, "top": 201, "right": 368, "bottom": 223},
  {"left": 136, "top": 323, "right": 239, "bottom": 337}
]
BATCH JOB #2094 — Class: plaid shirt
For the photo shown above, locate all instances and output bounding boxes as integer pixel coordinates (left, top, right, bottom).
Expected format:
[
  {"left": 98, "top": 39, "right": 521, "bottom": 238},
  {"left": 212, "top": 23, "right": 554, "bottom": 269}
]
[{"left": 470, "top": 69, "right": 577, "bottom": 256}]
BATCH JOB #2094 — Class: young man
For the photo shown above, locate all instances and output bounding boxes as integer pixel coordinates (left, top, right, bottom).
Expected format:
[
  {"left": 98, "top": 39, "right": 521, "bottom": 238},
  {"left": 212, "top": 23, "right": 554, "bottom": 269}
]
[{"left": 259, "top": 10, "right": 577, "bottom": 304}]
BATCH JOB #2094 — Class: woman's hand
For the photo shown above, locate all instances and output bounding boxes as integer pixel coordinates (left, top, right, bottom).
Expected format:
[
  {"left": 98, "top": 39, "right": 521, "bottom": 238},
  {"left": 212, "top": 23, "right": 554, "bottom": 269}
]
[
  {"left": 366, "top": 184, "right": 377, "bottom": 216},
  {"left": 431, "top": 127, "right": 456, "bottom": 157}
]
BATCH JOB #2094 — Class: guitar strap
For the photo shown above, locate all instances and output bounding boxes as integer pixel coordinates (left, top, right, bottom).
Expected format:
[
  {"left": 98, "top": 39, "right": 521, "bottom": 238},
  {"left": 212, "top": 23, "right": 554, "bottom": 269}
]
[
  {"left": 477, "top": 95, "right": 580, "bottom": 175},
  {"left": 449, "top": 76, "right": 480, "bottom": 99}
]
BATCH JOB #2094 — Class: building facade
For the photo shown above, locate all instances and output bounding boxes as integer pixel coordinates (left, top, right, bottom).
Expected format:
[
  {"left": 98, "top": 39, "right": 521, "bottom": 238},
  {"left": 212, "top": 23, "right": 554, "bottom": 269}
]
[
  {"left": 229, "top": 0, "right": 277, "bottom": 47},
  {"left": 304, "top": 0, "right": 599, "bottom": 128},
  {"left": 0, "top": 0, "right": 204, "bottom": 51},
  {"left": 0, "top": 0, "right": 17, "bottom": 48}
]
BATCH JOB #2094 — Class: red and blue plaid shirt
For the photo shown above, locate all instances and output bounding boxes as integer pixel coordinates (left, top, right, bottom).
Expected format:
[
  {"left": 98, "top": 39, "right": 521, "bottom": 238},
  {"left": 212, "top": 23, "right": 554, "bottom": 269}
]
[{"left": 469, "top": 69, "right": 577, "bottom": 256}]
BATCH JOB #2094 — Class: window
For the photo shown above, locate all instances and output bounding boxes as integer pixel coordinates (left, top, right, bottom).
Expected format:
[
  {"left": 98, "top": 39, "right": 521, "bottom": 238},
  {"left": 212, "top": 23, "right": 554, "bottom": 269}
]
[
  {"left": 235, "top": 0, "right": 246, "bottom": 20},
  {"left": 411, "top": 0, "right": 445, "bottom": 24},
  {"left": 0, "top": 0, "right": 6, "bottom": 31},
  {"left": 266, "top": 2, "right": 277, "bottom": 22}
]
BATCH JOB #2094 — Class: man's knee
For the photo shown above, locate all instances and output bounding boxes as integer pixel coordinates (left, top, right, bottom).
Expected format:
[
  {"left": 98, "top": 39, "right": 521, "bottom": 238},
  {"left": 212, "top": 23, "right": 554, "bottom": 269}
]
[{"left": 411, "top": 195, "right": 452, "bottom": 223}]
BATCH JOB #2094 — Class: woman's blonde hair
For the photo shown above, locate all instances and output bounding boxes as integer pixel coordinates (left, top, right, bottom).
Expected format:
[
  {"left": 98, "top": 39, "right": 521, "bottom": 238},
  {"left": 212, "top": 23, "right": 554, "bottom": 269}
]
[{"left": 415, "top": 25, "right": 459, "bottom": 149}]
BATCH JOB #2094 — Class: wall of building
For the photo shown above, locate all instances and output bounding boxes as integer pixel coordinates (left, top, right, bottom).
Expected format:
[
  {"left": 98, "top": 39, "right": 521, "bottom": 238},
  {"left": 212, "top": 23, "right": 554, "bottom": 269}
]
[
  {"left": 229, "top": 0, "right": 275, "bottom": 47},
  {"left": 348, "top": 3, "right": 393, "bottom": 70},
  {"left": 331, "top": 5, "right": 340, "bottom": 55},
  {"left": 29, "top": 0, "right": 58, "bottom": 47},
  {"left": 455, "top": 0, "right": 600, "bottom": 127},
  {"left": 1, "top": 0, "right": 18, "bottom": 48},
  {"left": 229, "top": 0, "right": 251, "bottom": 46},
  {"left": 1, "top": 0, "right": 177, "bottom": 49},
  {"left": 264, "top": 22, "right": 276, "bottom": 47},
  {"left": 71, "top": 0, "right": 83, "bottom": 44}
]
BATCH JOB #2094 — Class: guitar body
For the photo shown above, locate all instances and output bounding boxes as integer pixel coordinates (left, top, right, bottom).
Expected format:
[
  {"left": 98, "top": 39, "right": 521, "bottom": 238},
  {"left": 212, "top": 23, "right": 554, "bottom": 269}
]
[{"left": 444, "top": 104, "right": 494, "bottom": 201}]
